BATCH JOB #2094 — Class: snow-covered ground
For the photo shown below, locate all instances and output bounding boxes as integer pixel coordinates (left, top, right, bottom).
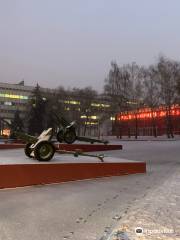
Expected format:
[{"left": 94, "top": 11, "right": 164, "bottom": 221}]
[
  {"left": 104, "top": 167, "right": 180, "bottom": 240},
  {"left": 0, "top": 141, "right": 179, "bottom": 240},
  {"left": 0, "top": 149, "right": 136, "bottom": 164}
]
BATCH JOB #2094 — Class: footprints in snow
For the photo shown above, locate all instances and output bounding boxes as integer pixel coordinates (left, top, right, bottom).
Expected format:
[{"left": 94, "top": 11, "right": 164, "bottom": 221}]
[
  {"left": 63, "top": 193, "right": 126, "bottom": 239},
  {"left": 63, "top": 231, "right": 74, "bottom": 239}
]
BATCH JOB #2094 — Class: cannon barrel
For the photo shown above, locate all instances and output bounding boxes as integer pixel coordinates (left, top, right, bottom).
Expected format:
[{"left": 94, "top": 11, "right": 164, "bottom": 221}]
[{"left": 14, "top": 131, "right": 37, "bottom": 143}]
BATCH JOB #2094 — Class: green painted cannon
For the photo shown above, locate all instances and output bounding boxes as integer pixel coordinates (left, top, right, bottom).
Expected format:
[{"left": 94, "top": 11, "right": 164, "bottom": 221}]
[{"left": 54, "top": 114, "right": 109, "bottom": 145}]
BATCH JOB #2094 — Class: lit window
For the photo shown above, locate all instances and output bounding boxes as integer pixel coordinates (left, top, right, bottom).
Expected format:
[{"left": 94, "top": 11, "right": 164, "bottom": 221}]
[
  {"left": 91, "top": 103, "right": 110, "bottom": 108},
  {"left": 81, "top": 115, "right": 87, "bottom": 119},
  {"left": 0, "top": 93, "right": 28, "bottom": 100},
  {"left": 81, "top": 115, "right": 98, "bottom": 119},
  {"left": 64, "top": 100, "right": 80, "bottom": 105},
  {"left": 85, "top": 122, "right": 98, "bottom": 125},
  {"left": 1, "top": 128, "right": 10, "bottom": 136},
  {"left": 91, "top": 116, "right": 97, "bottom": 120},
  {"left": 4, "top": 101, "right": 12, "bottom": 106},
  {"left": 110, "top": 117, "right": 115, "bottom": 121}
]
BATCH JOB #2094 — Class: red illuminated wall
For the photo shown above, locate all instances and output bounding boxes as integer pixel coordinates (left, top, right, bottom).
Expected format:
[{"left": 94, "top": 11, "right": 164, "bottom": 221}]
[{"left": 115, "top": 105, "right": 180, "bottom": 136}]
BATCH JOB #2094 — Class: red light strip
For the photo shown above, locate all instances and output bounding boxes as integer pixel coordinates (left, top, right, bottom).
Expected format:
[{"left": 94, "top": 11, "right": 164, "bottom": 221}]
[{"left": 118, "top": 107, "right": 180, "bottom": 121}]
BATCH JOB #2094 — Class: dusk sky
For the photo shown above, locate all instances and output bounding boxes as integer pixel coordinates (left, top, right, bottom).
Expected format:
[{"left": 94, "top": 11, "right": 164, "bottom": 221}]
[{"left": 0, "top": 0, "right": 180, "bottom": 92}]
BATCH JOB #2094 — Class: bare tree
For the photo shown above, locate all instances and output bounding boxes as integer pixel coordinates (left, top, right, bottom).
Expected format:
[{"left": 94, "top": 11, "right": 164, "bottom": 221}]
[
  {"left": 126, "top": 63, "right": 144, "bottom": 139},
  {"left": 132, "top": 78, "right": 144, "bottom": 138},
  {"left": 157, "top": 56, "right": 179, "bottom": 138},
  {"left": 26, "top": 84, "right": 46, "bottom": 135},
  {"left": 143, "top": 66, "right": 160, "bottom": 137},
  {"left": 44, "top": 86, "right": 67, "bottom": 131},
  {"left": 104, "top": 62, "right": 133, "bottom": 138},
  {"left": 175, "top": 62, "right": 180, "bottom": 103}
]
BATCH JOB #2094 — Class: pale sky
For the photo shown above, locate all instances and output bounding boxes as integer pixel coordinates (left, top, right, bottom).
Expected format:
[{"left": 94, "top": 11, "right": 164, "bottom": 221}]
[{"left": 0, "top": 0, "right": 180, "bottom": 92}]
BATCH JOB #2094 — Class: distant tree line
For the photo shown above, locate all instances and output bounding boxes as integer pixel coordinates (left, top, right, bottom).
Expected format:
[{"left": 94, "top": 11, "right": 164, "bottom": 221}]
[
  {"left": 104, "top": 56, "right": 180, "bottom": 138},
  {"left": 11, "top": 55, "right": 180, "bottom": 138}
]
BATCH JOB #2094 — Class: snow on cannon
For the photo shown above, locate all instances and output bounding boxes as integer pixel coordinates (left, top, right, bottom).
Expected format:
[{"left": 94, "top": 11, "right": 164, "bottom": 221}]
[
  {"left": 15, "top": 129, "right": 105, "bottom": 162},
  {"left": 15, "top": 128, "right": 56, "bottom": 161}
]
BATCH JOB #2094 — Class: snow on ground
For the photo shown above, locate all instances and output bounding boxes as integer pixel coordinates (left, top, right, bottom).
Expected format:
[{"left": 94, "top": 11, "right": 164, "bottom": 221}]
[
  {"left": 0, "top": 141, "right": 179, "bottom": 240},
  {"left": 0, "top": 149, "right": 136, "bottom": 164},
  {"left": 105, "top": 166, "right": 180, "bottom": 240}
]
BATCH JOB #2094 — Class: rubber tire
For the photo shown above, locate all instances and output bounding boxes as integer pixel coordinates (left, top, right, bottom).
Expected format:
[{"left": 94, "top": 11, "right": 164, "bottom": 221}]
[
  {"left": 56, "top": 130, "right": 64, "bottom": 143},
  {"left": 34, "top": 141, "right": 55, "bottom": 161},
  {"left": 63, "top": 129, "right": 77, "bottom": 144},
  {"left": 24, "top": 143, "right": 33, "bottom": 158}
]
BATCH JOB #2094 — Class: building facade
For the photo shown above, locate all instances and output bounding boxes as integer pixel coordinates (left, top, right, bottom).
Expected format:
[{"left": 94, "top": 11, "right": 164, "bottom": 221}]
[
  {"left": 0, "top": 82, "right": 55, "bottom": 135},
  {"left": 0, "top": 82, "right": 112, "bottom": 137}
]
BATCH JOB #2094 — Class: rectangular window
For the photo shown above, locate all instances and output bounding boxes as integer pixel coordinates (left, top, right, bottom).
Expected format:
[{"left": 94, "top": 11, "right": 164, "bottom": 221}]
[
  {"left": 4, "top": 101, "right": 12, "bottom": 106},
  {"left": 0, "top": 93, "right": 28, "bottom": 100}
]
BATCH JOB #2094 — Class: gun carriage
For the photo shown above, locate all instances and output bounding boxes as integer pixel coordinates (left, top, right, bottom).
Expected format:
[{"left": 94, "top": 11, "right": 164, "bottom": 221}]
[{"left": 15, "top": 128, "right": 105, "bottom": 162}]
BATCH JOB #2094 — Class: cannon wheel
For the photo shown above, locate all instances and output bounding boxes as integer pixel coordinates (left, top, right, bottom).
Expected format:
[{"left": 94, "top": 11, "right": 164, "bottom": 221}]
[
  {"left": 34, "top": 141, "right": 55, "bottom": 161},
  {"left": 64, "top": 129, "right": 77, "bottom": 144},
  {"left": 56, "top": 129, "right": 64, "bottom": 143},
  {"left": 24, "top": 143, "right": 33, "bottom": 158}
]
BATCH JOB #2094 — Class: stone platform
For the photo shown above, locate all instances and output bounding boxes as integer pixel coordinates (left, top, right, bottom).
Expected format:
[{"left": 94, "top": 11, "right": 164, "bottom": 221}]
[{"left": 0, "top": 149, "right": 146, "bottom": 189}]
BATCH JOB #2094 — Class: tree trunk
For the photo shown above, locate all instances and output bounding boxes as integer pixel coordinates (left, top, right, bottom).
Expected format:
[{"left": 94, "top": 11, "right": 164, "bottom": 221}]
[
  {"left": 115, "top": 115, "right": 120, "bottom": 138},
  {"left": 168, "top": 107, "right": 174, "bottom": 138},
  {"left": 135, "top": 113, "right": 138, "bottom": 139},
  {"left": 84, "top": 115, "right": 90, "bottom": 136},
  {"left": 152, "top": 122, "right": 157, "bottom": 138},
  {"left": 151, "top": 109, "right": 157, "bottom": 138},
  {"left": 165, "top": 107, "right": 173, "bottom": 138},
  {"left": 119, "top": 122, "right": 122, "bottom": 139},
  {"left": 128, "top": 127, "right": 131, "bottom": 138},
  {"left": 83, "top": 124, "right": 87, "bottom": 136},
  {"left": 98, "top": 122, "right": 101, "bottom": 139}
]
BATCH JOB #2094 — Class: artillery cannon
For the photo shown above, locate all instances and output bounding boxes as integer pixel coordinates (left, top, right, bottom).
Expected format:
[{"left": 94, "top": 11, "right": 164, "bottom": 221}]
[
  {"left": 2, "top": 114, "right": 107, "bottom": 162},
  {"left": 54, "top": 114, "right": 109, "bottom": 145},
  {"left": 15, "top": 129, "right": 105, "bottom": 162},
  {"left": 1, "top": 114, "right": 108, "bottom": 145}
]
